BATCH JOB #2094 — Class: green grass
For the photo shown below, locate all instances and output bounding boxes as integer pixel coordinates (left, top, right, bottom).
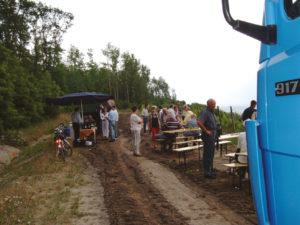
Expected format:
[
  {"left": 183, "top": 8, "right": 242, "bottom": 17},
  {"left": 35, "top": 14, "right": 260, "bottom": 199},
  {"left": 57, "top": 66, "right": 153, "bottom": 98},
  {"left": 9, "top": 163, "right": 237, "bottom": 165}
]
[
  {"left": 0, "top": 143, "right": 88, "bottom": 225},
  {"left": 0, "top": 113, "right": 98, "bottom": 225},
  {"left": 0, "top": 187, "right": 35, "bottom": 225},
  {"left": 20, "top": 113, "right": 70, "bottom": 144}
]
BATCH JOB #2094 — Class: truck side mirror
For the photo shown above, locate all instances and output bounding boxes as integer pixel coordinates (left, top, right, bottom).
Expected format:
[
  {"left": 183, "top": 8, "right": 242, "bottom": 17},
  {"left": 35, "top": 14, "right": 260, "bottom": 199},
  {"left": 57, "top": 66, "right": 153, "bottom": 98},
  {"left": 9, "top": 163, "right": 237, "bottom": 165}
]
[{"left": 222, "top": 0, "right": 277, "bottom": 45}]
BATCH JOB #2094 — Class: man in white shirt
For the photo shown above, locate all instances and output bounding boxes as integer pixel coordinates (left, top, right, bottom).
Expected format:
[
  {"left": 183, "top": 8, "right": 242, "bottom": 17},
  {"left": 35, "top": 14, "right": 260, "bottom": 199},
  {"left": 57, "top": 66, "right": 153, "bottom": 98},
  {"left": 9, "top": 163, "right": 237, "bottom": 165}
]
[
  {"left": 71, "top": 107, "right": 83, "bottom": 143},
  {"left": 167, "top": 105, "right": 176, "bottom": 120},
  {"left": 141, "top": 105, "right": 149, "bottom": 133},
  {"left": 130, "top": 106, "right": 143, "bottom": 156}
]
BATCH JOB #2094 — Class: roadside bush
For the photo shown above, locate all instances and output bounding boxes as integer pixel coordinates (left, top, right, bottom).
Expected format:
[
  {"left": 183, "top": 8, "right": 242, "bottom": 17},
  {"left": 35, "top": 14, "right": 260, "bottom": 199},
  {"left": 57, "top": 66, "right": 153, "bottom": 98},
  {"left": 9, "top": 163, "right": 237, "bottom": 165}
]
[{"left": 0, "top": 130, "right": 27, "bottom": 147}]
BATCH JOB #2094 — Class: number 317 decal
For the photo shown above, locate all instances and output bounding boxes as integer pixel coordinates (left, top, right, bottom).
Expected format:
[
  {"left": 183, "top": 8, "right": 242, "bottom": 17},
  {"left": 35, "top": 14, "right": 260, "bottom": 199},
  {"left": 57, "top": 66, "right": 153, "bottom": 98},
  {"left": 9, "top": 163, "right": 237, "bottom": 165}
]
[{"left": 275, "top": 79, "right": 300, "bottom": 96}]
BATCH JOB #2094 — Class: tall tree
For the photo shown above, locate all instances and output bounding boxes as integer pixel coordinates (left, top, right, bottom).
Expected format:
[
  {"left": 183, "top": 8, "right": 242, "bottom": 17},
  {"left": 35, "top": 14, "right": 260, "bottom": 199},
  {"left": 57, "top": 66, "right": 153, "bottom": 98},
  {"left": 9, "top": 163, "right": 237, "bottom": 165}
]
[{"left": 102, "top": 43, "right": 120, "bottom": 99}]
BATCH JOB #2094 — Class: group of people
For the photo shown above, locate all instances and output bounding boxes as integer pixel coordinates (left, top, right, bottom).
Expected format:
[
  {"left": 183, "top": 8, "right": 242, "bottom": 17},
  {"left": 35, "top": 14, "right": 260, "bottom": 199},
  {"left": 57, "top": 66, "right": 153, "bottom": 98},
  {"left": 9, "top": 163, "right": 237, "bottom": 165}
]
[
  {"left": 129, "top": 102, "right": 206, "bottom": 156},
  {"left": 72, "top": 99, "right": 257, "bottom": 180},
  {"left": 99, "top": 105, "right": 119, "bottom": 142},
  {"left": 130, "top": 99, "right": 257, "bottom": 180},
  {"left": 71, "top": 105, "right": 119, "bottom": 145}
]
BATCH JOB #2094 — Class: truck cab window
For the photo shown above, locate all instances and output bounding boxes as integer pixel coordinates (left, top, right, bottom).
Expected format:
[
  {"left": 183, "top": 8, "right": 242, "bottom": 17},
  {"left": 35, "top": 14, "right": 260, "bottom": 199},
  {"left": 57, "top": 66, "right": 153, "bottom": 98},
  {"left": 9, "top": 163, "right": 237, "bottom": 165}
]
[{"left": 285, "top": 0, "right": 300, "bottom": 19}]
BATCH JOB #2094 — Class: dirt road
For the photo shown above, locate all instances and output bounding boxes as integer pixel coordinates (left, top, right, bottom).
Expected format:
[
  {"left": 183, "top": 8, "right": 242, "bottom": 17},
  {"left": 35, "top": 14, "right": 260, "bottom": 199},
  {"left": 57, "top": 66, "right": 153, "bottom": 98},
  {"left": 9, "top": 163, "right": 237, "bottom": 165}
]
[{"left": 82, "top": 113, "right": 256, "bottom": 225}]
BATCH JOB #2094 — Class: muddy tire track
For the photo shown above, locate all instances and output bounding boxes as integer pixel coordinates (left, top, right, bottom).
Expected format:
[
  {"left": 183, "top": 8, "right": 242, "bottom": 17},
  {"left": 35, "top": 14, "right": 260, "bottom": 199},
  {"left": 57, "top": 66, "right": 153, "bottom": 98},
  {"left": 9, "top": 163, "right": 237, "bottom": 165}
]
[{"left": 82, "top": 138, "right": 188, "bottom": 225}]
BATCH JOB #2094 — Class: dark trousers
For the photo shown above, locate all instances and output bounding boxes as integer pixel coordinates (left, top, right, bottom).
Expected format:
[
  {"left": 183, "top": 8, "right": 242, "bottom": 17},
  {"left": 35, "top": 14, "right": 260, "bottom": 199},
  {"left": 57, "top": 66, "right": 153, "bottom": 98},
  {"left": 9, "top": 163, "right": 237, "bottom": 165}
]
[
  {"left": 72, "top": 122, "right": 80, "bottom": 140},
  {"left": 202, "top": 136, "right": 215, "bottom": 175},
  {"left": 115, "top": 121, "right": 118, "bottom": 138},
  {"left": 143, "top": 117, "right": 148, "bottom": 133}
]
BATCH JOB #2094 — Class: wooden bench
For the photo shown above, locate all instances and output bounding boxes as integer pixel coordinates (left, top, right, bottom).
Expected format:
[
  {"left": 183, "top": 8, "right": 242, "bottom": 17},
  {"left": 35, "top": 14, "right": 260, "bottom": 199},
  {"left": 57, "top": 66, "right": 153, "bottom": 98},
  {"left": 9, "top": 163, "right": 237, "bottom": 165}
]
[
  {"left": 223, "top": 163, "right": 248, "bottom": 189},
  {"left": 175, "top": 136, "right": 191, "bottom": 142},
  {"left": 173, "top": 144, "right": 203, "bottom": 168},
  {"left": 155, "top": 138, "right": 171, "bottom": 151},
  {"left": 173, "top": 138, "right": 202, "bottom": 148},
  {"left": 224, "top": 152, "right": 236, "bottom": 163},
  {"left": 217, "top": 140, "right": 231, "bottom": 156}
]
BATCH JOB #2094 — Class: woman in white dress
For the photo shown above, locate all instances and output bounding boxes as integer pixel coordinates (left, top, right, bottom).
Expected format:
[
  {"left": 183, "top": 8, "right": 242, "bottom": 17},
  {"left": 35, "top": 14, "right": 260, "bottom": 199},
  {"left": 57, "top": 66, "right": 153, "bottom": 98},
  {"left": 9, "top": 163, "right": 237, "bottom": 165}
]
[{"left": 100, "top": 107, "right": 109, "bottom": 139}]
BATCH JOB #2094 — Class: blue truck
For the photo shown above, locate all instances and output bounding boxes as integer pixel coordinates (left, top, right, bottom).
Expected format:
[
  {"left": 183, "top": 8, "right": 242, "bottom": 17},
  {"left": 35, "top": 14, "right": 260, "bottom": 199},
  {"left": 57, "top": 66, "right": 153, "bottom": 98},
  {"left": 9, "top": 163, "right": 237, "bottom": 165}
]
[{"left": 222, "top": 1, "right": 300, "bottom": 224}]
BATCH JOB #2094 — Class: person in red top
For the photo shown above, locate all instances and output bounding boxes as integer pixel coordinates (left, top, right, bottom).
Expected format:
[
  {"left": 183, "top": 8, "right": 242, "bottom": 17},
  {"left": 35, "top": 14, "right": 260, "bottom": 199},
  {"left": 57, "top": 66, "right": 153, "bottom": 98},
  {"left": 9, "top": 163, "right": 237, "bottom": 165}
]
[{"left": 149, "top": 107, "right": 160, "bottom": 149}]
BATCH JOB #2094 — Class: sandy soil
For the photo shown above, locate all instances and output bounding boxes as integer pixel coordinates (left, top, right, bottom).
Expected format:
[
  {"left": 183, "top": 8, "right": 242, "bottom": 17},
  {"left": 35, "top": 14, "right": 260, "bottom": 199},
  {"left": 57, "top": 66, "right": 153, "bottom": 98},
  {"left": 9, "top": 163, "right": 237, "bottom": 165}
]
[
  {"left": 80, "top": 113, "right": 257, "bottom": 225},
  {"left": 70, "top": 162, "right": 109, "bottom": 225}
]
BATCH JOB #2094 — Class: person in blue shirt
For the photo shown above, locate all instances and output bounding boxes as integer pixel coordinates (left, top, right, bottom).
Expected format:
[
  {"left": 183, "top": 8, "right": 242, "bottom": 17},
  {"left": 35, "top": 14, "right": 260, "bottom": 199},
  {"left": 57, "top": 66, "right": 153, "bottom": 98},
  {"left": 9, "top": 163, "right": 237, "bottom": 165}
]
[
  {"left": 108, "top": 105, "right": 118, "bottom": 142},
  {"left": 184, "top": 114, "right": 200, "bottom": 138},
  {"left": 197, "top": 99, "right": 218, "bottom": 179}
]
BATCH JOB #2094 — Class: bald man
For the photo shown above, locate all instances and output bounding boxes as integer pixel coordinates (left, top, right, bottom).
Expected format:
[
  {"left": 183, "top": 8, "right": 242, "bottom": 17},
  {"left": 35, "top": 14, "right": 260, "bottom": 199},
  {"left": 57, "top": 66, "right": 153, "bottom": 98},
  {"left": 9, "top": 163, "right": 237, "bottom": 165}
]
[{"left": 197, "top": 99, "right": 218, "bottom": 179}]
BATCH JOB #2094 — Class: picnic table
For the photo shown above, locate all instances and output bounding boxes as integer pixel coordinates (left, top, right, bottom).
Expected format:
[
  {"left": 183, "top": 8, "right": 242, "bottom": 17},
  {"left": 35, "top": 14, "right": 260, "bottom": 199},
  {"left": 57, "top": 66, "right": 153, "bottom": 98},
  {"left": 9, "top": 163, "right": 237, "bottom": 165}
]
[
  {"left": 156, "top": 129, "right": 239, "bottom": 168},
  {"left": 223, "top": 151, "right": 248, "bottom": 190},
  {"left": 219, "top": 133, "right": 240, "bottom": 140},
  {"left": 216, "top": 133, "right": 240, "bottom": 156},
  {"left": 223, "top": 163, "right": 248, "bottom": 189}
]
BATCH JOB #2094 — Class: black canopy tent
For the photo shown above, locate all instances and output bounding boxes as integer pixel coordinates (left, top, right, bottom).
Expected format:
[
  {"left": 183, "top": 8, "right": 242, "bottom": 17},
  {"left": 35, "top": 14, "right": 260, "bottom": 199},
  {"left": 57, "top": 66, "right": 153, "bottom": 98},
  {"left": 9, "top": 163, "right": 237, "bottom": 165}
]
[{"left": 46, "top": 92, "right": 113, "bottom": 118}]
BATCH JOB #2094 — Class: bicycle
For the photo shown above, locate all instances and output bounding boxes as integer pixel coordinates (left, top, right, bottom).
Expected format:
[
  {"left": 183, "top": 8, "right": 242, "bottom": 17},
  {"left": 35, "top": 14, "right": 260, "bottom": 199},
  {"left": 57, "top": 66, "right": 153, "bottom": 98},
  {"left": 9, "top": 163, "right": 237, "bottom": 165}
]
[{"left": 54, "top": 123, "right": 73, "bottom": 161}]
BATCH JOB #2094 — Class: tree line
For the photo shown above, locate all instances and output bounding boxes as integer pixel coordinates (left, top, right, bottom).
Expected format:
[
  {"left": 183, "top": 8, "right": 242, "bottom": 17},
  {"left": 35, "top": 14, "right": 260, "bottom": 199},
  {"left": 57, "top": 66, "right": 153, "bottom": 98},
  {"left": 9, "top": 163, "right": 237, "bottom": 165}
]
[
  {"left": 0, "top": 0, "right": 242, "bottom": 137},
  {"left": 0, "top": 0, "right": 175, "bottom": 134}
]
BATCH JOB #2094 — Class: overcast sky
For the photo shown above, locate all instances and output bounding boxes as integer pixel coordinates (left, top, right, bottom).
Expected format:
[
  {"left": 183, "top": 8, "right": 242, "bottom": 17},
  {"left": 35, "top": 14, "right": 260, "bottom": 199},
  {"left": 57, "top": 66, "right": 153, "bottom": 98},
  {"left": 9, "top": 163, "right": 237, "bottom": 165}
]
[{"left": 41, "top": 0, "right": 264, "bottom": 108}]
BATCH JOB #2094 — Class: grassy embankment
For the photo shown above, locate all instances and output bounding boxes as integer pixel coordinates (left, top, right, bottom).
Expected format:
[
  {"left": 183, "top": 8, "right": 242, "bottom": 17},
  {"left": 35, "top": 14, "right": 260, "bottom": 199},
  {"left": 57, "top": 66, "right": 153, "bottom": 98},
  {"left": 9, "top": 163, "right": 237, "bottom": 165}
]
[{"left": 0, "top": 113, "right": 90, "bottom": 225}]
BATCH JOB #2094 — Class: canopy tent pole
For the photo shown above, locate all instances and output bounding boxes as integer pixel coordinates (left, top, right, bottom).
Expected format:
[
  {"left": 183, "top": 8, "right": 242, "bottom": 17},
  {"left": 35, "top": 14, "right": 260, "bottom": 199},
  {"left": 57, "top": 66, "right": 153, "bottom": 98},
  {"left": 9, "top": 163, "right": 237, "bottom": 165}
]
[{"left": 81, "top": 99, "right": 83, "bottom": 121}]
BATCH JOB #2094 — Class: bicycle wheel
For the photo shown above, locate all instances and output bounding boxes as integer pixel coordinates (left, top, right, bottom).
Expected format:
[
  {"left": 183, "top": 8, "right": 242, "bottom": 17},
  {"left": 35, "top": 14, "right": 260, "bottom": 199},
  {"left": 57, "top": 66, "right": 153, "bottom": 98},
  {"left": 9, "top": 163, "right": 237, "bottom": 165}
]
[
  {"left": 64, "top": 140, "right": 73, "bottom": 157},
  {"left": 57, "top": 148, "right": 66, "bottom": 162}
]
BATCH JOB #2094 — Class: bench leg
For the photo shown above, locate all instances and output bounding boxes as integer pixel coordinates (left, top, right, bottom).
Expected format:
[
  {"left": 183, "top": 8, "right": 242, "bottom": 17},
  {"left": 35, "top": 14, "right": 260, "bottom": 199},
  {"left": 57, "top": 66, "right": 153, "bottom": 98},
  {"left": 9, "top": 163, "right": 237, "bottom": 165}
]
[{"left": 183, "top": 152, "right": 187, "bottom": 169}]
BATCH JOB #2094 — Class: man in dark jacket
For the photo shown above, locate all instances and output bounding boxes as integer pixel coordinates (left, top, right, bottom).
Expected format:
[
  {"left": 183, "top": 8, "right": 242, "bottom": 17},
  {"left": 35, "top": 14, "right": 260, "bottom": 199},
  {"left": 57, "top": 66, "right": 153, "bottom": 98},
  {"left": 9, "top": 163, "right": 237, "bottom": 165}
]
[{"left": 242, "top": 100, "right": 257, "bottom": 121}]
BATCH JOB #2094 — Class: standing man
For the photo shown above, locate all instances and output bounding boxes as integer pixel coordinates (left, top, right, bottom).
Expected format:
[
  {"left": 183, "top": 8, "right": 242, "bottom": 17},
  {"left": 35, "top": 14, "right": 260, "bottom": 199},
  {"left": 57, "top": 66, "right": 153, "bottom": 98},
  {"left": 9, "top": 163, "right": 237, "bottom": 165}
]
[
  {"left": 197, "top": 99, "right": 218, "bottom": 179},
  {"left": 130, "top": 106, "right": 143, "bottom": 156},
  {"left": 71, "top": 107, "right": 83, "bottom": 145},
  {"left": 108, "top": 105, "right": 118, "bottom": 142},
  {"left": 242, "top": 100, "right": 257, "bottom": 121},
  {"left": 141, "top": 104, "right": 149, "bottom": 133}
]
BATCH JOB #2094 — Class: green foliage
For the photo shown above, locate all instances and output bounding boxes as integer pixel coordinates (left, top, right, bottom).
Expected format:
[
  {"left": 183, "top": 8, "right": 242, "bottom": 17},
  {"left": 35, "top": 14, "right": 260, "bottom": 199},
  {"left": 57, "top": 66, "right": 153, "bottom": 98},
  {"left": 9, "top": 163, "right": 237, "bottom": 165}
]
[
  {"left": 0, "top": 43, "right": 60, "bottom": 133},
  {"left": 0, "top": 0, "right": 175, "bottom": 135},
  {"left": 0, "top": 0, "right": 242, "bottom": 138},
  {"left": 0, "top": 130, "right": 27, "bottom": 147}
]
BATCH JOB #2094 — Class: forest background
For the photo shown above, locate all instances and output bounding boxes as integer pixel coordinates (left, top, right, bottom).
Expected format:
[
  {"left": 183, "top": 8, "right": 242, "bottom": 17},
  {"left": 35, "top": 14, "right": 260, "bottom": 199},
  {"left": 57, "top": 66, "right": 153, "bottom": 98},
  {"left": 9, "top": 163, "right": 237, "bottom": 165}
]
[{"left": 0, "top": 0, "right": 242, "bottom": 144}]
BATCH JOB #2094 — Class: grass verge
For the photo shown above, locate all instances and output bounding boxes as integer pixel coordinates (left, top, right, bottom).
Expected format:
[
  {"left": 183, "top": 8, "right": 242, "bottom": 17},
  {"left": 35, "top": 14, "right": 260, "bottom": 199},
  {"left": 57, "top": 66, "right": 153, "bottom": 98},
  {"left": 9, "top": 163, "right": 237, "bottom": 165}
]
[{"left": 0, "top": 139, "right": 88, "bottom": 225}]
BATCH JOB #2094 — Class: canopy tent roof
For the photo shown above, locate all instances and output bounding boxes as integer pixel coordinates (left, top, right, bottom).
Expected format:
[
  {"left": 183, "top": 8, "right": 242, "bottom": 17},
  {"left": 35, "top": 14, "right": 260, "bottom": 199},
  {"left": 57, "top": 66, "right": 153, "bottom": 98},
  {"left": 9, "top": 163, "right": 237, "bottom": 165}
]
[{"left": 46, "top": 92, "right": 113, "bottom": 105}]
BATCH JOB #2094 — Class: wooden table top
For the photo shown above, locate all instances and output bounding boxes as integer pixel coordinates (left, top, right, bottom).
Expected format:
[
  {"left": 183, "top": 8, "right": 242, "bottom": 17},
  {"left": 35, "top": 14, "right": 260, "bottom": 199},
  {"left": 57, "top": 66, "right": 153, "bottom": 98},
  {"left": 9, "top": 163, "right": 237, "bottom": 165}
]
[
  {"left": 223, "top": 163, "right": 248, "bottom": 168},
  {"left": 162, "top": 127, "right": 200, "bottom": 134},
  {"left": 219, "top": 133, "right": 240, "bottom": 140}
]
